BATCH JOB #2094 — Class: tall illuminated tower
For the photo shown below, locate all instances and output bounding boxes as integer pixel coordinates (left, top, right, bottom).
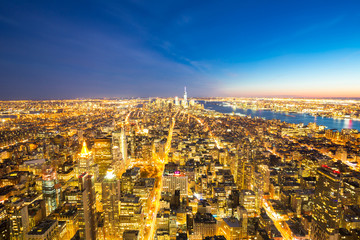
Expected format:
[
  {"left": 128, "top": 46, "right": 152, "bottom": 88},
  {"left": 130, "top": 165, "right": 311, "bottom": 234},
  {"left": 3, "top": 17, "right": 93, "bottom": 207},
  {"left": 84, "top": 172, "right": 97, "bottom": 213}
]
[
  {"left": 184, "top": 86, "right": 187, "bottom": 103},
  {"left": 102, "top": 169, "right": 121, "bottom": 238},
  {"left": 120, "top": 128, "right": 128, "bottom": 166},
  {"left": 183, "top": 86, "right": 188, "bottom": 108},
  {"left": 93, "top": 138, "right": 112, "bottom": 177},
  {"left": 78, "top": 173, "right": 97, "bottom": 240},
  {"left": 42, "top": 165, "right": 59, "bottom": 216},
  {"left": 78, "top": 141, "right": 92, "bottom": 175},
  {"left": 77, "top": 140, "right": 98, "bottom": 180},
  {"left": 112, "top": 128, "right": 128, "bottom": 169}
]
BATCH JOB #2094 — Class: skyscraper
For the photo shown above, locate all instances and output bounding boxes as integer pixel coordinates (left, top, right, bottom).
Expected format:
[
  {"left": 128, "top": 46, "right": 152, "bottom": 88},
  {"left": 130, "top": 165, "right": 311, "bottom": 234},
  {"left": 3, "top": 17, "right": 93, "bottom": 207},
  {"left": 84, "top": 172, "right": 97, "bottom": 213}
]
[
  {"left": 77, "top": 141, "right": 94, "bottom": 176},
  {"left": 42, "top": 165, "right": 59, "bottom": 216},
  {"left": 162, "top": 164, "right": 188, "bottom": 199},
  {"left": 184, "top": 86, "right": 187, "bottom": 103},
  {"left": 93, "top": 138, "right": 112, "bottom": 177},
  {"left": 102, "top": 170, "right": 121, "bottom": 238},
  {"left": 119, "top": 194, "right": 143, "bottom": 237},
  {"left": 120, "top": 167, "right": 141, "bottom": 194},
  {"left": 240, "top": 190, "right": 257, "bottom": 218},
  {"left": 78, "top": 173, "right": 97, "bottom": 240},
  {"left": 183, "top": 86, "right": 188, "bottom": 108},
  {"left": 311, "top": 165, "right": 342, "bottom": 240},
  {"left": 7, "top": 199, "right": 29, "bottom": 240},
  {"left": 112, "top": 129, "right": 128, "bottom": 169}
]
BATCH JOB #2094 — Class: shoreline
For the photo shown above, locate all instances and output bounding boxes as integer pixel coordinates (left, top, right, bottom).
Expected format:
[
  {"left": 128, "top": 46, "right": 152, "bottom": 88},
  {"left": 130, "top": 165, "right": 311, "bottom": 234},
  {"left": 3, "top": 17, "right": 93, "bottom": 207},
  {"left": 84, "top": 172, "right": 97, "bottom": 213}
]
[{"left": 201, "top": 101, "right": 360, "bottom": 131}]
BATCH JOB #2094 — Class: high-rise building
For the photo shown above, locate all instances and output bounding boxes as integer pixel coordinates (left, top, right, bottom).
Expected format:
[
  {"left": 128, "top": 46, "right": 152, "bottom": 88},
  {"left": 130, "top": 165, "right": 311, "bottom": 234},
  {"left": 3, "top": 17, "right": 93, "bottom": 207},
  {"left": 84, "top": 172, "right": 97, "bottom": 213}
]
[
  {"left": 26, "top": 219, "right": 59, "bottom": 240},
  {"left": 236, "top": 156, "right": 254, "bottom": 191},
  {"left": 112, "top": 129, "right": 128, "bottom": 168},
  {"left": 42, "top": 165, "right": 59, "bottom": 216},
  {"left": 189, "top": 99, "right": 195, "bottom": 106},
  {"left": 170, "top": 189, "right": 181, "bottom": 211},
  {"left": 7, "top": 199, "right": 29, "bottom": 240},
  {"left": 141, "top": 143, "right": 152, "bottom": 164},
  {"left": 258, "top": 165, "right": 270, "bottom": 194},
  {"left": 120, "top": 167, "right": 140, "bottom": 194},
  {"left": 342, "top": 176, "right": 360, "bottom": 206},
  {"left": 183, "top": 86, "right": 188, "bottom": 108},
  {"left": 162, "top": 165, "right": 188, "bottom": 199},
  {"left": 0, "top": 204, "right": 9, "bottom": 240},
  {"left": 192, "top": 213, "right": 217, "bottom": 240},
  {"left": 240, "top": 190, "right": 257, "bottom": 218},
  {"left": 175, "top": 96, "right": 180, "bottom": 106},
  {"left": 93, "top": 138, "right": 112, "bottom": 177},
  {"left": 102, "top": 170, "right": 121, "bottom": 238},
  {"left": 27, "top": 199, "right": 46, "bottom": 231},
  {"left": 77, "top": 141, "right": 97, "bottom": 178},
  {"left": 311, "top": 165, "right": 342, "bottom": 240},
  {"left": 112, "top": 132, "right": 122, "bottom": 163},
  {"left": 218, "top": 217, "right": 247, "bottom": 240},
  {"left": 78, "top": 173, "right": 97, "bottom": 240},
  {"left": 50, "top": 203, "right": 78, "bottom": 239},
  {"left": 119, "top": 194, "right": 143, "bottom": 237}
]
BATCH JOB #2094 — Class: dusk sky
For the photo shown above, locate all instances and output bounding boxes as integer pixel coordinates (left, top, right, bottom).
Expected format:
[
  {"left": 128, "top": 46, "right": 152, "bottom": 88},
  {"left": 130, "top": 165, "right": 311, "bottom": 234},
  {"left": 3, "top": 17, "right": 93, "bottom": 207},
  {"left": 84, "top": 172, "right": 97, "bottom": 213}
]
[{"left": 1, "top": 0, "right": 360, "bottom": 99}]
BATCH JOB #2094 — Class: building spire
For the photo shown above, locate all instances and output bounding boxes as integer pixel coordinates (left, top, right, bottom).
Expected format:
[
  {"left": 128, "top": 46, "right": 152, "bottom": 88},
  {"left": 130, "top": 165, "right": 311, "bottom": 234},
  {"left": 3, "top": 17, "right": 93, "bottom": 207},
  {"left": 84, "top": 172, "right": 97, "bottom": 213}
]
[
  {"left": 183, "top": 86, "right": 188, "bottom": 108},
  {"left": 184, "top": 86, "right": 187, "bottom": 103},
  {"left": 80, "top": 140, "right": 90, "bottom": 157}
]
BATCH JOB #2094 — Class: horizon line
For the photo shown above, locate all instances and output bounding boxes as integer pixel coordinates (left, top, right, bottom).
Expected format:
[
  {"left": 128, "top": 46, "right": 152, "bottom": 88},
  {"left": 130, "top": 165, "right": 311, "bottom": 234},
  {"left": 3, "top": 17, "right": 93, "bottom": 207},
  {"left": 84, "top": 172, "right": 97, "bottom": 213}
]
[{"left": 2, "top": 95, "right": 360, "bottom": 101}]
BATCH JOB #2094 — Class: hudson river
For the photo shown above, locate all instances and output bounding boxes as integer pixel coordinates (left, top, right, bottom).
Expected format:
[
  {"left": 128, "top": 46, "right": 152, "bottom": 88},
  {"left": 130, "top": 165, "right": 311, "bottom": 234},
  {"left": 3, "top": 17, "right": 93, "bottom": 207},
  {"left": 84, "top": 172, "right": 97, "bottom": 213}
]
[{"left": 201, "top": 101, "right": 360, "bottom": 131}]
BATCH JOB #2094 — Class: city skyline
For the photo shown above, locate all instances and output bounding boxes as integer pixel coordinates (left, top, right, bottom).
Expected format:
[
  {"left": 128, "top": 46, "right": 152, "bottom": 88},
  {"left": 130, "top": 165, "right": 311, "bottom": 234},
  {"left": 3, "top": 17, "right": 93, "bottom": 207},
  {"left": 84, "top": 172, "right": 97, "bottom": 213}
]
[
  {"left": 1, "top": 1, "right": 360, "bottom": 99},
  {"left": 1, "top": 0, "right": 360, "bottom": 235},
  {"left": 1, "top": 98, "right": 360, "bottom": 239}
]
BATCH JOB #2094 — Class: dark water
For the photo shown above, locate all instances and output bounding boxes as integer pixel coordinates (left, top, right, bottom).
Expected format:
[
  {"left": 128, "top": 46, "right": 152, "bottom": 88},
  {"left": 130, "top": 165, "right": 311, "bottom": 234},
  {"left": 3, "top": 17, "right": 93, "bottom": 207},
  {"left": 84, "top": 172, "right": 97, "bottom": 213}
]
[{"left": 201, "top": 101, "right": 360, "bottom": 131}]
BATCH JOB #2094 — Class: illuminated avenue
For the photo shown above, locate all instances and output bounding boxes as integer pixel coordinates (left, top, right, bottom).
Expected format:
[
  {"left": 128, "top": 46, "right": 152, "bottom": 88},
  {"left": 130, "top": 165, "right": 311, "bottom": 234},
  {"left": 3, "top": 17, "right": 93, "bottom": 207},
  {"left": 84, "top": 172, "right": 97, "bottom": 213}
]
[{"left": 0, "top": 93, "right": 360, "bottom": 240}]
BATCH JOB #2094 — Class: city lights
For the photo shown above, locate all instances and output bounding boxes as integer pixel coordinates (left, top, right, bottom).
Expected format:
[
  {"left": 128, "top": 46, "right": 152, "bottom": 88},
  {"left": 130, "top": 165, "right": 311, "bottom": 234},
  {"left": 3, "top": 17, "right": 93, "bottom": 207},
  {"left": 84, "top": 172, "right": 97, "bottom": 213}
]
[{"left": 1, "top": 1, "right": 360, "bottom": 239}]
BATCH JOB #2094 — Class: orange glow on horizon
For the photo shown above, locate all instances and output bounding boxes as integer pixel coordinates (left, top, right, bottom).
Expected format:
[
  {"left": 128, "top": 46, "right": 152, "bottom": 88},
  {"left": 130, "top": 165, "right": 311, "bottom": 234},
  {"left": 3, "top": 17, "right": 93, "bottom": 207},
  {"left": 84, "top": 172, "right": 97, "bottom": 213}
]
[{"left": 221, "top": 88, "right": 360, "bottom": 99}]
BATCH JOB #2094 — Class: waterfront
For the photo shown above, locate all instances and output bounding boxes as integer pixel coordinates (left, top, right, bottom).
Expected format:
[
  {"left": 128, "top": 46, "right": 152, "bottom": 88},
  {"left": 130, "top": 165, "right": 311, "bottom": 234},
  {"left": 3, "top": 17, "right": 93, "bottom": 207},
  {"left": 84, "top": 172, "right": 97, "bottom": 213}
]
[{"left": 202, "top": 101, "right": 360, "bottom": 131}]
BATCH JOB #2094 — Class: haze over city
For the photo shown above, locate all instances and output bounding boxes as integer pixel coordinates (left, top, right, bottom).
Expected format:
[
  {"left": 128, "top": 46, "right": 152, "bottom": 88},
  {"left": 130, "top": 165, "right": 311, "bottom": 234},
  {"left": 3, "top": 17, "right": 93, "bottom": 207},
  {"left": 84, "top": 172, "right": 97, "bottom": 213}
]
[{"left": 1, "top": 0, "right": 360, "bottom": 99}]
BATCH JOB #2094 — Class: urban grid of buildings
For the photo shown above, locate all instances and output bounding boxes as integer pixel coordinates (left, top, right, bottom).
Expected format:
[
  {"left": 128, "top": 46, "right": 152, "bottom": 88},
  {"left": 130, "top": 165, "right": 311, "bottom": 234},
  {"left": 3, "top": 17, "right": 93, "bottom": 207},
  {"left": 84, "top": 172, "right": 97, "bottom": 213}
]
[{"left": 0, "top": 89, "right": 359, "bottom": 240}]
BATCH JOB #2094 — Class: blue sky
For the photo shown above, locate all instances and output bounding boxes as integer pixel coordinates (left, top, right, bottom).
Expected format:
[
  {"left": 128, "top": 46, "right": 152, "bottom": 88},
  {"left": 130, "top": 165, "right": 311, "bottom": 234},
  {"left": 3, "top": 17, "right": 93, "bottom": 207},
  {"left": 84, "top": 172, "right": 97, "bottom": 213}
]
[{"left": 0, "top": 0, "right": 360, "bottom": 99}]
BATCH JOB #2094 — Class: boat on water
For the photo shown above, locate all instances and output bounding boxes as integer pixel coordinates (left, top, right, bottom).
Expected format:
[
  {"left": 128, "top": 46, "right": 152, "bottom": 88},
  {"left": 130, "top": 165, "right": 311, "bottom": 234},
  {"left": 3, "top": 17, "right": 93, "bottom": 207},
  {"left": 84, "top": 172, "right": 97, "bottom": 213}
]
[{"left": 234, "top": 113, "right": 247, "bottom": 117}]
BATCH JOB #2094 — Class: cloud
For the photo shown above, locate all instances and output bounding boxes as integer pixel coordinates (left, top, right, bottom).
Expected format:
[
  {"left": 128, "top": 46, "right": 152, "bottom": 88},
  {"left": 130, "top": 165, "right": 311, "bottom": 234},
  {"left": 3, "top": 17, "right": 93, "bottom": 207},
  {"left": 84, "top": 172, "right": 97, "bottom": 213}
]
[
  {"left": 0, "top": 10, "right": 217, "bottom": 99},
  {"left": 293, "top": 15, "right": 344, "bottom": 37},
  {"left": 260, "top": 15, "right": 345, "bottom": 48}
]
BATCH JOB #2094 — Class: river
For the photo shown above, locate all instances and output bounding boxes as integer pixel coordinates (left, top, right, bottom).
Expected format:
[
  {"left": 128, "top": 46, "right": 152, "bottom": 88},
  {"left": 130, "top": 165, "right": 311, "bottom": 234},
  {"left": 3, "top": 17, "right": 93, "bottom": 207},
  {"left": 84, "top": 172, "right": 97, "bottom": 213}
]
[{"left": 200, "top": 101, "right": 360, "bottom": 131}]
